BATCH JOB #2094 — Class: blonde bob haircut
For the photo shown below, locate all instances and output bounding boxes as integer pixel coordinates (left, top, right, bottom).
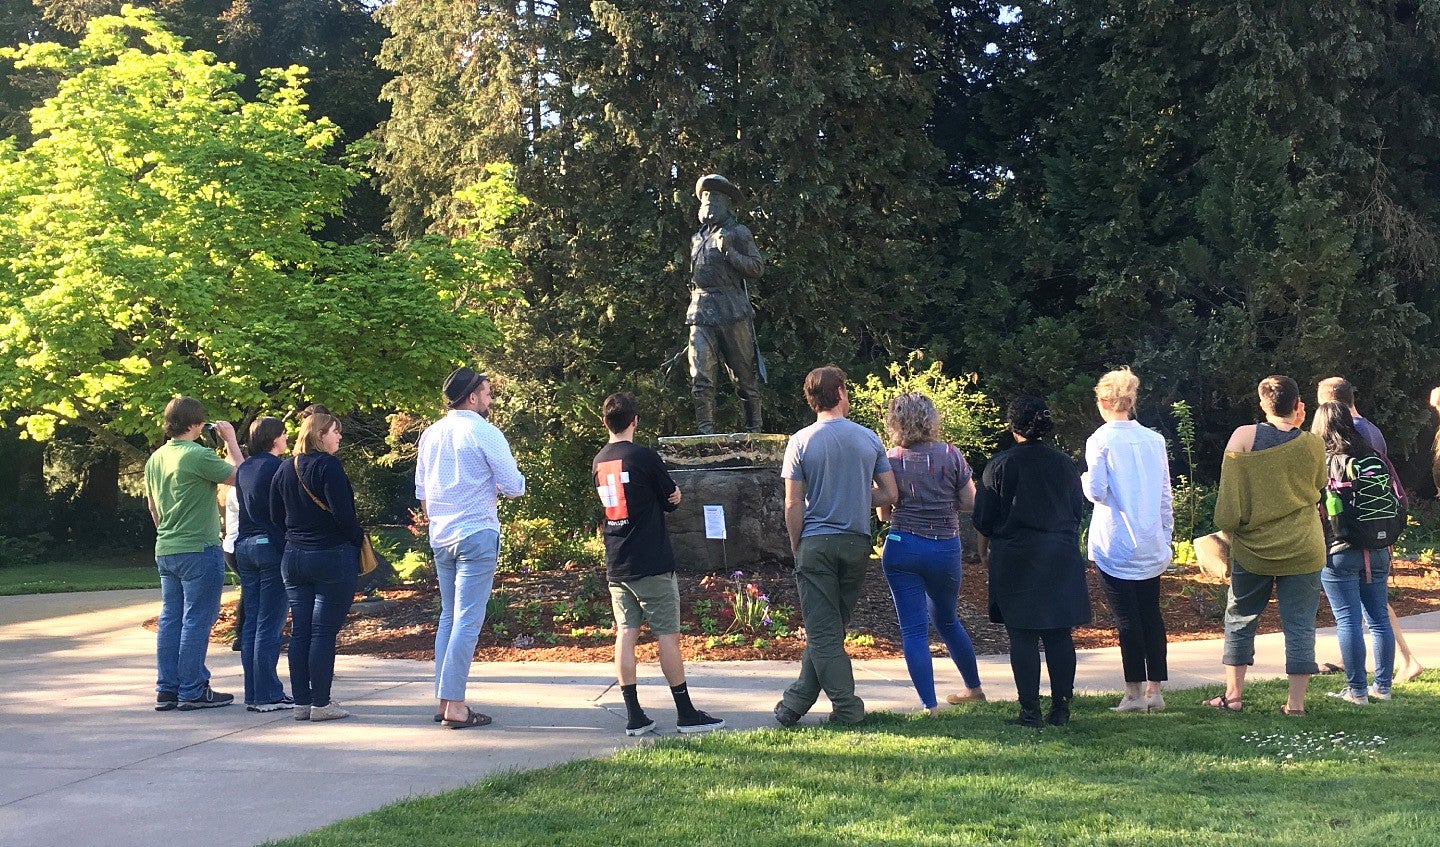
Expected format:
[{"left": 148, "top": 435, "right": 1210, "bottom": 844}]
[
  {"left": 1094, "top": 367, "right": 1140, "bottom": 414},
  {"left": 885, "top": 392, "right": 941, "bottom": 448},
  {"left": 296, "top": 412, "right": 340, "bottom": 455}
]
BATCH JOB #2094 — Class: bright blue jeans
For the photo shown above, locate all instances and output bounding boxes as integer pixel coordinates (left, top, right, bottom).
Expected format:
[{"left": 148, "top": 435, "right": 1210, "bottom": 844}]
[
  {"left": 282, "top": 545, "right": 357, "bottom": 707},
  {"left": 234, "top": 536, "right": 288, "bottom": 706},
  {"left": 155, "top": 545, "right": 224, "bottom": 701},
  {"left": 1322, "top": 547, "right": 1394, "bottom": 696},
  {"left": 881, "top": 531, "right": 982, "bottom": 708},
  {"left": 433, "top": 529, "right": 500, "bottom": 702}
]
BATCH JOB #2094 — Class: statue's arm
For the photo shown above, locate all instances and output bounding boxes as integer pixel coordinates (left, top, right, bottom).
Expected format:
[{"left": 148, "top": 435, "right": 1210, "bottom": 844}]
[{"left": 724, "top": 225, "right": 764, "bottom": 279}]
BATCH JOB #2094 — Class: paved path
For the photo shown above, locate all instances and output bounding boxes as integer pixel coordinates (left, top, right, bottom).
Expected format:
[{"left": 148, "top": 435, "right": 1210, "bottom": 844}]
[{"left": 1, "top": 589, "right": 1436, "bottom": 847}]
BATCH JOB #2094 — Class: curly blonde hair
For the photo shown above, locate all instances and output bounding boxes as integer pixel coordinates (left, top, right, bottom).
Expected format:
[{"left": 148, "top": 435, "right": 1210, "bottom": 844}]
[
  {"left": 885, "top": 392, "right": 941, "bottom": 447},
  {"left": 1094, "top": 367, "right": 1140, "bottom": 414}
]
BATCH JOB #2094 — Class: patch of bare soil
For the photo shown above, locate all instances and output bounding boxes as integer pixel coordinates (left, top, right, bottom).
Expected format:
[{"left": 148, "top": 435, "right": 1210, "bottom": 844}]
[{"left": 166, "top": 557, "right": 1440, "bottom": 663}]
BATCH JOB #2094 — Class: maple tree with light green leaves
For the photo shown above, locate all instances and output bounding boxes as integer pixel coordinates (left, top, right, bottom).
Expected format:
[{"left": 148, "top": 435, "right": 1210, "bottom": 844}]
[{"left": 0, "top": 6, "right": 516, "bottom": 464}]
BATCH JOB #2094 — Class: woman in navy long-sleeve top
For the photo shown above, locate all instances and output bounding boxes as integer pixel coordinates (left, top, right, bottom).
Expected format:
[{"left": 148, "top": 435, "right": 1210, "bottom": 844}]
[
  {"left": 233, "top": 416, "right": 292, "bottom": 711},
  {"left": 270, "top": 412, "right": 361, "bottom": 721}
]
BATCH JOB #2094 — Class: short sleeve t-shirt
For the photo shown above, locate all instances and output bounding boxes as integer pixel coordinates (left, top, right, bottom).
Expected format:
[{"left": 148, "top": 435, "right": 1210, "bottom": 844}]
[
  {"left": 782, "top": 418, "right": 891, "bottom": 538},
  {"left": 593, "top": 441, "right": 679, "bottom": 582},
  {"left": 144, "top": 439, "right": 235, "bottom": 556},
  {"left": 887, "top": 442, "right": 972, "bottom": 539}
]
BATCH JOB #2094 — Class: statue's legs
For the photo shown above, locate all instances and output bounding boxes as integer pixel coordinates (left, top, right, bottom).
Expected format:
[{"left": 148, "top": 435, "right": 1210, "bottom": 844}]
[
  {"left": 688, "top": 325, "right": 720, "bottom": 435},
  {"left": 716, "top": 319, "right": 763, "bottom": 433}
]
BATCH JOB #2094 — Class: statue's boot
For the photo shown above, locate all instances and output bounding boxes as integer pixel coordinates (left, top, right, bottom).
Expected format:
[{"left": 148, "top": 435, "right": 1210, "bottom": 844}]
[
  {"left": 695, "top": 396, "right": 716, "bottom": 435},
  {"left": 744, "top": 398, "right": 764, "bottom": 433}
]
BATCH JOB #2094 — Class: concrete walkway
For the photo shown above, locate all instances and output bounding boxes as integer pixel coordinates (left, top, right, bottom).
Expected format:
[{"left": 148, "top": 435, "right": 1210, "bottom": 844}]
[{"left": 1, "top": 589, "right": 1436, "bottom": 847}]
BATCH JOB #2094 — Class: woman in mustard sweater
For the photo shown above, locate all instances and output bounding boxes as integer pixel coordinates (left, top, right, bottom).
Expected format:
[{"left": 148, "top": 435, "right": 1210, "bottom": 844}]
[{"left": 1204, "top": 376, "right": 1326, "bottom": 716}]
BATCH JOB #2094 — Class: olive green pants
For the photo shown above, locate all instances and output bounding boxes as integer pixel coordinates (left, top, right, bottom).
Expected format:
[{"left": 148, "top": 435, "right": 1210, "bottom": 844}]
[{"left": 781, "top": 532, "right": 871, "bottom": 723}]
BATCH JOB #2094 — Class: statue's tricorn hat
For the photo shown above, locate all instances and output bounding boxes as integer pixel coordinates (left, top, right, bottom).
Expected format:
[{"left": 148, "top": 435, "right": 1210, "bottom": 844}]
[{"left": 695, "top": 173, "right": 744, "bottom": 203}]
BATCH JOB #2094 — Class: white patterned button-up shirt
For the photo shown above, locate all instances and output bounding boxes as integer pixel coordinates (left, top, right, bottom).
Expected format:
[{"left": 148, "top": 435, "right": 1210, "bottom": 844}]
[{"left": 415, "top": 410, "right": 526, "bottom": 547}]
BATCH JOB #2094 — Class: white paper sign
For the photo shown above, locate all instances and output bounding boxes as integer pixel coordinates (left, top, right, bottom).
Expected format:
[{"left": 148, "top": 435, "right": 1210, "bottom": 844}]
[{"left": 703, "top": 504, "right": 727, "bottom": 540}]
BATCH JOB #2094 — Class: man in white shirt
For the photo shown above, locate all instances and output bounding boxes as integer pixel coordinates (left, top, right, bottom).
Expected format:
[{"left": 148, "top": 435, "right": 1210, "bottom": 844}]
[{"left": 415, "top": 367, "right": 526, "bottom": 728}]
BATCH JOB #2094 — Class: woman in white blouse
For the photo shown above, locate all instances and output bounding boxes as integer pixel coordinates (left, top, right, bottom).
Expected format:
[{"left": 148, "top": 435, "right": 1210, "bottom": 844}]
[{"left": 1081, "top": 368, "right": 1174, "bottom": 713}]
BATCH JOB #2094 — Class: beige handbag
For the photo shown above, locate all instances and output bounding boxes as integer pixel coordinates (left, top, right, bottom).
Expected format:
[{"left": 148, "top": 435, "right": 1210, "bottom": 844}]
[{"left": 1193, "top": 531, "right": 1231, "bottom": 580}]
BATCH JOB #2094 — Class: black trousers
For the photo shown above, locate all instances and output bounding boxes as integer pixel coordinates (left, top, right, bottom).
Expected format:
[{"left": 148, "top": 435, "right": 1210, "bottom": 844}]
[
  {"left": 1006, "top": 626, "right": 1076, "bottom": 703},
  {"left": 1098, "top": 570, "right": 1168, "bottom": 682}
]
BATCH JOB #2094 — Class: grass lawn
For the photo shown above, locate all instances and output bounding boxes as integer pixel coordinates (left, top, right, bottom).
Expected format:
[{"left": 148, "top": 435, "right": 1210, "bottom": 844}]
[
  {"left": 0, "top": 552, "right": 161, "bottom": 595},
  {"left": 271, "top": 676, "right": 1439, "bottom": 847}
]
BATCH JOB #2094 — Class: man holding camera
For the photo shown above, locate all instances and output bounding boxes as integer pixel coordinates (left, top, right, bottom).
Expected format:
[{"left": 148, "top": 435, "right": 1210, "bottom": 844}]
[{"left": 145, "top": 396, "right": 244, "bottom": 711}]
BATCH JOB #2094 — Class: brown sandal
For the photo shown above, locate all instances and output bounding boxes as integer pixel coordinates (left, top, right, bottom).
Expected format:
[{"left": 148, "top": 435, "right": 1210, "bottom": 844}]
[
  {"left": 1202, "top": 694, "right": 1243, "bottom": 713},
  {"left": 441, "top": 707, "right": 493, "bottom": 729},
  {"left": 1278, "top": 705, "right": 1306, "bottom": 717}
]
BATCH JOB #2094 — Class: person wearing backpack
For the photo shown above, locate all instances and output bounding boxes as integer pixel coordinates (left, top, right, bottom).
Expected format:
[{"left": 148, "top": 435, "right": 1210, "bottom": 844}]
[
  {"left": 1311, "top": 401, "right": 1397, "bottom": 705},
  {"left": 1317, "top": 377, "right": 1423, "bottom": 685}
]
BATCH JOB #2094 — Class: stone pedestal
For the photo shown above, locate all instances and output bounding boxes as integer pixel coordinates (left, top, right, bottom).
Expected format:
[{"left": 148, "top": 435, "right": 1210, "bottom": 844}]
[{"left": 659, "top": 433, "right": 791, "bottom": 572}]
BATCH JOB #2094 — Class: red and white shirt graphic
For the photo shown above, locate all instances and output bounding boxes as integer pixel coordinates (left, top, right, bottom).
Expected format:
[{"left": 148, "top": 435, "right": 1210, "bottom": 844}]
[{"left": 595, "top": 460, "right": 630, "bottom": 522}]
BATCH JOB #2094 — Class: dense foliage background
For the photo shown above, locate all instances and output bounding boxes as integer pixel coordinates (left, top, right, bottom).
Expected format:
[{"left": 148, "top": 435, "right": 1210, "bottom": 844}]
[{"left": 2, "top": 0, "right": 1438, "bottom": 553}]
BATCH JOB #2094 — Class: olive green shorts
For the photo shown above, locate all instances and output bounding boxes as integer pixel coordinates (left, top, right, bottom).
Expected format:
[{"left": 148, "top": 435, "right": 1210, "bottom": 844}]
[{"left": 608, "top": 572, "right": 681, "bottom": 635}]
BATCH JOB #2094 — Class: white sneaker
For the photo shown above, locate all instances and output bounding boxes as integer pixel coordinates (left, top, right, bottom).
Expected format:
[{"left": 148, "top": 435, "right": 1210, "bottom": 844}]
[
  {"left": 1326, "top": 689, "right": 1368, "bottom": 705},
  {"left": 1368, "top": 686, "right": 1392, "bottom": 702},
  {"left": 308, "top": 703, "right": 351, "bottom": 721},
  {"left": 294, "top": 705, "right": 311, "bottom": 721}
]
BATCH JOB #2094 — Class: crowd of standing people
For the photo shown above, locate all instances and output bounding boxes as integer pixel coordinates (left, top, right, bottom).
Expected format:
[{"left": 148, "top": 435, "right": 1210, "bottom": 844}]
[{"left": 142, "top": 364, "right": 1425, "bottom": 729}]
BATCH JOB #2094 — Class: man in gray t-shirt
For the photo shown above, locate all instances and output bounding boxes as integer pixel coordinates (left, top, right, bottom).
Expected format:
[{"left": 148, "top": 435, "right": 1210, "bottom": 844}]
[{"left": 774, "top": 366, "right": 897, "bottom": 726}]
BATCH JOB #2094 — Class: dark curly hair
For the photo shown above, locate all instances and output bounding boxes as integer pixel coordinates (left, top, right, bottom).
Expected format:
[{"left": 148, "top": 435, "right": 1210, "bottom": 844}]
[{"left": 1007, "top": 395, "right": 1055, "bottom": 441}]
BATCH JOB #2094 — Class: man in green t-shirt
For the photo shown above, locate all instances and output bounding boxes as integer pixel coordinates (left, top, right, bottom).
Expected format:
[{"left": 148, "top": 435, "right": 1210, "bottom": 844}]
[{"left": 144, "top": 397, "right": 243, "bottom": 711}]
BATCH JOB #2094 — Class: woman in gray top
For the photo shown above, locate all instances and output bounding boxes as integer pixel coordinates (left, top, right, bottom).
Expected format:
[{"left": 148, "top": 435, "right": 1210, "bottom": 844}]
[{"left": 876, "top": 393, "right": 985, "bottom": 714}]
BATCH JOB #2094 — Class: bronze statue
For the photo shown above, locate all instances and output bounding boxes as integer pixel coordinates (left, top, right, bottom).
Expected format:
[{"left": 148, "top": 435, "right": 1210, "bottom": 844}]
[{"left": 687, "top": 174, "right": 765, "bottom": 434}]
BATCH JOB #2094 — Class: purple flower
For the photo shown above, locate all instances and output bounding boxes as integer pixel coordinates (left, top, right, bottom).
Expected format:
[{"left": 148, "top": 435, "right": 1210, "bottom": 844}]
[
  {"left": 762, "top": 615, "right": 772, "bottom": 626},
  {"left": 731, "top": 570, "right": 745, "bottom": 579},
  {"left": 758, "top": 594, "right": 769, "bottom": 604}
]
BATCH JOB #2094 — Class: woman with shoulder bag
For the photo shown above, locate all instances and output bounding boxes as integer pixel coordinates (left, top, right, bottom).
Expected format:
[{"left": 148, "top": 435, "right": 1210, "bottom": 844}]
[{"left": 269, "top": 412, "right": 361, "bottom": 721}]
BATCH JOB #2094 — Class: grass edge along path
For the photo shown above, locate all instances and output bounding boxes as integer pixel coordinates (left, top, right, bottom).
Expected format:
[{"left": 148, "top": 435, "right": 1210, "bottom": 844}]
[
  {"left": 0, "top": 552, "right": 160, "bottom": 595},
  {"left": 270, "top": 675, "right": 1440, "bottom": 847}
]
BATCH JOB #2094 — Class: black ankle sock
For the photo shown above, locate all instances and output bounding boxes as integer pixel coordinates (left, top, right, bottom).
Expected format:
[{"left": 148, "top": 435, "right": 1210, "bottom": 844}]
[
  {"left": 621, "top": 683, "right": 648, "bottom": 724},
  {"left": 670, "top": 682, "right": 699, "bottom": 721}
]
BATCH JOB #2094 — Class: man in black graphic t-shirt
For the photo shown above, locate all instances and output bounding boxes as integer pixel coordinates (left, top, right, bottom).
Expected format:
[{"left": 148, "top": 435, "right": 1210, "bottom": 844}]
[{"left": 593, "top": 392, "right": 724, "bottom": 736}]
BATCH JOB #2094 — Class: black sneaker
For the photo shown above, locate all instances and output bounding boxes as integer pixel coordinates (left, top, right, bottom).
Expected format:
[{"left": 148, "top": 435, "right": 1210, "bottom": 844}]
[
  {"left": 155, "top": 691, "right": 178, "bottom": 712},
  {"left": 625, "top": 715, "right": 657, "bottom": 737},
  {"left": 677, "top": 711, "right": 725, "bottom": 734},
  {"left": 177, "top": 686, "right": 235, "bottom": 711},
  {"left": 773, "top": 701, "right": 802, "bottom": 727}
]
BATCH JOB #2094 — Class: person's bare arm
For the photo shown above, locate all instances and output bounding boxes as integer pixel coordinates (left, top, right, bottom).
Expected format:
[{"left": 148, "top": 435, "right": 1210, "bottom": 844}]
[
  {"left": 1224, "top": 424, "right": 1257, "bottom": 454},
  {"left": 957, "top": 478, "right": 976, "bottom": 512},
  {"left": 871, "top": 470, "right": 898, "bottom": 508},
  {"left": 876, "top": 503, "right": 893, "bottom": 523},
  {"left": 784, "top": 478, "right": 806, "bottom": 555},
  {"left": 147, "top": 497, "right": 160, "bottom": 528}
]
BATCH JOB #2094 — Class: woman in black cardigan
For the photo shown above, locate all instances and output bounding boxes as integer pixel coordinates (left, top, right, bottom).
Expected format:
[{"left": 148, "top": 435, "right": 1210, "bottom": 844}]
[{"left": 974, "top": 396, "right": 1091, "bottom": 727}]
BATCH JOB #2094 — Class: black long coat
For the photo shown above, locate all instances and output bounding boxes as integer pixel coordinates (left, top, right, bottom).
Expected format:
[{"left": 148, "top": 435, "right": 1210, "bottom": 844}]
[{"left": 974, "top": 441, "right": 1092, "bottom": 630}]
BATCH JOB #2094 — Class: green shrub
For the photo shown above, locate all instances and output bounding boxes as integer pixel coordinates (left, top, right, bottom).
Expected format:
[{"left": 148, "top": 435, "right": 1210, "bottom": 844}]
[
  {"left": 849, "top": 351, "right": 1004, "bottom": 462},
  {"left": 498, "top": 517, "right": 604, "bottom": 573},
  {"left": 0, "top": 533, "right": 48, "bottom": 567}
]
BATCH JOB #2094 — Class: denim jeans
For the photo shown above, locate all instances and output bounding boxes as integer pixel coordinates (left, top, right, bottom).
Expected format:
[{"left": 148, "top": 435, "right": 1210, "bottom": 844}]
[
  {"left": 282, "top": 545, "right": 357, "bottom": 707},
  {"left": 1098, "top": 570, "right": 1168, "bottom": 683},
  {"left": 1223, "top": 562, "right": 1321, "bottom": 675},
  {"left": 1322, "top": 547, "right": 1394, "bottom": 696},
  {"left": 235, "top": 536, "right": 289, "bottom": 706},
  {"left": 433, "top": 529, "right": 499, "bottom": 702},
  {"left": 881, "top": 531, "right": 981, "bottom": 708},
  {"left": 155, "top": 546, "right": 224, "bottom": 701},
  {"left": 782, "top": 532, "right": 871, "bottom": 723}
]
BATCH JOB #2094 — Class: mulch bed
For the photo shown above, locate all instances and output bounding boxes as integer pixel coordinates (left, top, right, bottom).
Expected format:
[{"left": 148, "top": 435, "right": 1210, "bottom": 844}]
[{"left": 185, "top": 556, "right": 1440, "bottom": 663}]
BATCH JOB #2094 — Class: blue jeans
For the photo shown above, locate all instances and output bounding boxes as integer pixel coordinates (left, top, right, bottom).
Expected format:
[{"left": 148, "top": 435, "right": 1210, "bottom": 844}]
[
  {"left": 1322, "top": 547, "right": 1394, "bottom": 696},
  {"left": 1223, "top": 562, "right": 1321, "bottom": 675},
  {"left": 433, "top": 529, "right": 500, "bottom": 702},
  {"left": 234, "top": 536, "right": 289, "bottom": 705},
  {"left": 881, "top": 531, "right": 981, "bottom": 708},
  {"left": 155, "top": 546, "right": 225, "bottom": 701},
  {"left": 282, "top": 545, "right": 357, "bottom": 707}
]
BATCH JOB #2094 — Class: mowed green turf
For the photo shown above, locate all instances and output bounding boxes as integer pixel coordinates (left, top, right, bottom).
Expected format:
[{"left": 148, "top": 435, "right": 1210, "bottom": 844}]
[
  {"left": 0, "top": 552, "right": 159, "bottom": 595},
  {"left": 270, "top": 675, "right": 1440, "bottom": 847}
]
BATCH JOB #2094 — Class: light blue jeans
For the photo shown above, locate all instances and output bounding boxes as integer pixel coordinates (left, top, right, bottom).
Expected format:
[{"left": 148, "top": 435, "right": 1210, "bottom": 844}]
[
  {"left": 234, "top": 536, "right": 288, "bottom": 706},
  {"left": 433, "top": 529, "right": 500, "bottom": 702},
  {"left": 1322, "top": 547, "right": 1394, "bottom": 696},
  {"left": 155, "top": 546, "right": 224, "bottom": 701}
]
